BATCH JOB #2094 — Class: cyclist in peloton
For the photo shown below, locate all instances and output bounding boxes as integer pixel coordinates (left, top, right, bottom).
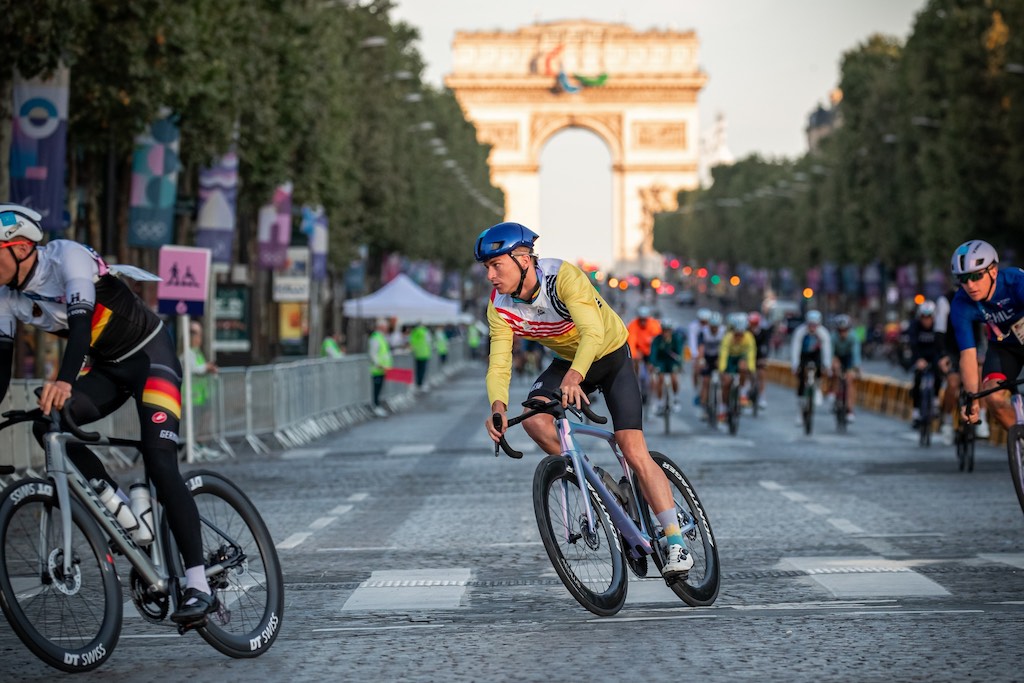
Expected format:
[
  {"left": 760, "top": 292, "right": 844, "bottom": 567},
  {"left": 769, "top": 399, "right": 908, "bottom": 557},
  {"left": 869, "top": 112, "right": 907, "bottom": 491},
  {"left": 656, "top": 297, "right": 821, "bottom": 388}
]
[
  {"left": 697, "top": 311, "right": 726, "bottom": 420},
  {"left": 949, "top": 240, "right": 1024, "bottom": 432},
  {"left": 748, "top": 311, "right": 772, "bottom": 411},
  {"left": 478, "top": 222, "right": 693, "bottom": 578},
  {"left": 829, "top": 314, "right": 861, "bottom": 423},
  {"left": 650, "top": 319, "right": 684, "bottom": 415},
  {"left": 688, "top": 308, "right": 712, "bottom": 404},
  {"left": 0, "top": 204, "right": 216, "bottom": 624},
  {"left": 627, "top": 305, "right": 661, "bottom": 380},
  {"left": 790, "top": 310, "right": 833, "bottom": 427},
  {"left": 718, "top": 313, "right": 756, "bottom": 421},
  {"left": 908, "top": 300, "right": 945, "bottom": 430}
]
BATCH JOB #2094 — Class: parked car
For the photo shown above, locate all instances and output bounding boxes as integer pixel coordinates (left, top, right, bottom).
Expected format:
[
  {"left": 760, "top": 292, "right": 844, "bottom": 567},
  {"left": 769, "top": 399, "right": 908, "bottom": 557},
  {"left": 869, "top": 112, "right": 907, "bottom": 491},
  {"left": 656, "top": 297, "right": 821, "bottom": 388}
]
[{"left": 675, "top": 290, "right": 696, "bottom": 307}]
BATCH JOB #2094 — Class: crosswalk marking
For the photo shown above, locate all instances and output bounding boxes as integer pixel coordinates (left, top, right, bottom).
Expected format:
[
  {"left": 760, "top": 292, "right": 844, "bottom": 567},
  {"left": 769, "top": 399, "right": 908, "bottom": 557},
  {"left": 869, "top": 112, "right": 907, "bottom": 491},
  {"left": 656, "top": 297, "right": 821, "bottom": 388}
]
[
  {"left": 331, "top": 504, "right": 354, "bottom": 515},
  {"left": 281, "top": 449, "right": 329, "bottom": 460},
  {"left": 309, "top": 516, "right": 336, "bottom": 530},
  {"left": 782, "top": 556, "right": 949, "bottom": 598},
  {"left": 342, "top": 568, "right": 472, "bottom": 611}
]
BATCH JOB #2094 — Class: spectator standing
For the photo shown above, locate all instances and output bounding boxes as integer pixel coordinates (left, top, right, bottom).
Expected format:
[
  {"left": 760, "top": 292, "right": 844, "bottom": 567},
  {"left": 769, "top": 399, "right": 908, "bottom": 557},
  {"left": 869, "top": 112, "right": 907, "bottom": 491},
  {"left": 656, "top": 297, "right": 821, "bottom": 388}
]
[
  {"left": 408, "top": 322, "right": 433, "bottom": 388},
  {"left": 368, "top": 318, "right": 392, "bottom": 417}
]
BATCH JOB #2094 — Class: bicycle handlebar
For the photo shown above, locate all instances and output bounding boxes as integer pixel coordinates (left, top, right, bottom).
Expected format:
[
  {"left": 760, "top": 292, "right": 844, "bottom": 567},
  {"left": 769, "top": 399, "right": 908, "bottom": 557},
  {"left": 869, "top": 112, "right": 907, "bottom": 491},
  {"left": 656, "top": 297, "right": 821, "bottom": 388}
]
[
  {"left": 0, "top": 390, "right": 100, "bottom": 442},
  {"left": 492, "top": 389, "right": 608, "bottom": 460},
  {"left": 965, "top": 376, "right": 1024, "bottom": 402}
]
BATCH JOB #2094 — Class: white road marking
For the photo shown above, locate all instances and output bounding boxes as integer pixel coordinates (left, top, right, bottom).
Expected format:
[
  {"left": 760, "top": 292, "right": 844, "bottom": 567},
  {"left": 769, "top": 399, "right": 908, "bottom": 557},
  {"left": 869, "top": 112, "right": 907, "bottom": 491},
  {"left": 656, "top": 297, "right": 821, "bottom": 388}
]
[
  {"left": 387, "top": 444, "right": 436, "bottom": 456},
  {"left": 781, "top": 491, "right": 809, "bottom": 502},
  {"left": 759, "top": 480, "right": 784, "bottom": 491},
  {"left": 309, "top": 516, "right": 336, "bottom": 530},
  {"left": 341, "top": 568, "right": 472, "bottom": 611},
  {"left": 277, "top": 532, "right": 312, "bottom": 549},
  {"left": 330, "top": 504, "right": 354, "bottom": 515},
  {"left": 312, "top": 624, "right": 445, "bottom": 633},
  {"left": 316, "top": 546, "right": 399, "bottom": 552},
  {"left": 347, "top": 493, "right": 369, "bottom": 502},
  {"left": 281, "top": 449, "right": 329, "bottom": 460},
  {"left": 804, "top": 504, "right": 831, "bottom": 515},
  {"left": 783, "top": 556, "right": 950, "bottom": 598},
  {"left": 828, "top": 518, "right": 866, "bottom": 534},
  {"left": 978, "top": 553, "right": 1024, "bottom": 569}
]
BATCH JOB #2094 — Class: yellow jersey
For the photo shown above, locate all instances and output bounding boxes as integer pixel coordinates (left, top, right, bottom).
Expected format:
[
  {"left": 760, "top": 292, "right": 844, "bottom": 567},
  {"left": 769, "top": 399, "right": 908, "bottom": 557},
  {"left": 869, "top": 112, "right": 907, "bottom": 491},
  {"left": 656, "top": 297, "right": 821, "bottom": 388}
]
[
  {"left": 486, "top": 258, "right": 627, "bottom": 407},
  {"left": 718, "top": 330, "right": 757, "bottom": 373}
]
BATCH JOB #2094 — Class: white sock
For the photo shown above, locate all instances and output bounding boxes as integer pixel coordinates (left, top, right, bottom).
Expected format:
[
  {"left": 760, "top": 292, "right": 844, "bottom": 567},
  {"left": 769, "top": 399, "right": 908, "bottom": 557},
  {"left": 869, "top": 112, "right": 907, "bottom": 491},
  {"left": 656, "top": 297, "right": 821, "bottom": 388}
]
[{"left": 185, "top": 565, "right": 211, "bottom": 598}]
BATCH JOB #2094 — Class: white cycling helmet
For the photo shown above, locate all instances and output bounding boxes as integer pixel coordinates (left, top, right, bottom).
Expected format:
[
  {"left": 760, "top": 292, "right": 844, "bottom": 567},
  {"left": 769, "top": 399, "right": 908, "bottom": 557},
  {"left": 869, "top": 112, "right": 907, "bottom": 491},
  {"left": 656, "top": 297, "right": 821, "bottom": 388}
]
[
  {"left": 636, "top": 305, "right": 652, "bottom": 319},
  {"left": 697, "top": 308, "right": 712, "bottom": 323},
  {"left": 951, "top": 240, "right": 998, "bottom": 275},
  {"left": 0, "top": 204, "right": 44, "bottom": 243},
  {"left": 708, "top": 311, "right": 723, "bottom": 327},
  {"left": 806, "top": 310, "right": 823, "bottom": 325},
  {"left": 729, "top": 313, "right": 748, "bottom": 331},
  {"left": 917, "top": 300, "right": 936, "bottom": 317}
]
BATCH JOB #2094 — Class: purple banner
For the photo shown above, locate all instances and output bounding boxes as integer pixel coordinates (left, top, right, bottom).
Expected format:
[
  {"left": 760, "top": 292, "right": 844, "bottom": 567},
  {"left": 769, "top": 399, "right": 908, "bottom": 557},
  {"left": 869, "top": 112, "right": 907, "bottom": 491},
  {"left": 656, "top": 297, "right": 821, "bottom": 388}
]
[
  {"left": 257, "top": 182, "right": 292, "bottom": 269},
  {"left": 10, "top": 68, "right": 70, "bottom": 233},
  {"left": 128, "top": 112, "right": 181, "bottom": 247},
  {"left": 195, "top": 150, "right": 239, "bottom": 263}
]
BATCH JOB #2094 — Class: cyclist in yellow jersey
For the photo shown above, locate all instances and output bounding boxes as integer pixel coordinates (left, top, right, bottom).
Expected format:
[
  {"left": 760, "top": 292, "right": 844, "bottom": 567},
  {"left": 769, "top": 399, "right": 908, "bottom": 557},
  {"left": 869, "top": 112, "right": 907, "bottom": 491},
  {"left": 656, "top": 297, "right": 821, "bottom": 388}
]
[
  {"left": 477, "top": 222, "right": 693, "bottom": 579},
  {"left": 718, "top": 313, "right": 757, "bottom": 422}
]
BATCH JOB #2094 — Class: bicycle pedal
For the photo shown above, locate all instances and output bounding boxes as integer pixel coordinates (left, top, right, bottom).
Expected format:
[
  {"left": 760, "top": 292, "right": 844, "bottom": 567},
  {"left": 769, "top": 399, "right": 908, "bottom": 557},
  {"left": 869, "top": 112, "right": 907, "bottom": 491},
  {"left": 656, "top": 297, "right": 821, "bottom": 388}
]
[{"left": 176, "top": 616, "right": 208, "bottom": 635}]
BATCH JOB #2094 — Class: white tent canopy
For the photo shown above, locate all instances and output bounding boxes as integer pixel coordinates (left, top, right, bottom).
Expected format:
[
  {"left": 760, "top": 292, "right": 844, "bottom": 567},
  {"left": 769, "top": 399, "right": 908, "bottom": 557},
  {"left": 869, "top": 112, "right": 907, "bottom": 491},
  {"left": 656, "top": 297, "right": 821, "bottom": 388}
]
[{"left": 343, "top": 273, "right": 462, "bottom": 324}]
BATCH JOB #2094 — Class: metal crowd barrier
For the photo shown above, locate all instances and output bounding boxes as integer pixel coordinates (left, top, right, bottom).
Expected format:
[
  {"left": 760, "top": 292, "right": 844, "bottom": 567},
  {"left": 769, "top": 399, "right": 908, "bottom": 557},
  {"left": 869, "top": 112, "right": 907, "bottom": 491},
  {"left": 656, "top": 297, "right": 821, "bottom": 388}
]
[{"left": 0, "top": 338, "right": 470, "bottom": 482}]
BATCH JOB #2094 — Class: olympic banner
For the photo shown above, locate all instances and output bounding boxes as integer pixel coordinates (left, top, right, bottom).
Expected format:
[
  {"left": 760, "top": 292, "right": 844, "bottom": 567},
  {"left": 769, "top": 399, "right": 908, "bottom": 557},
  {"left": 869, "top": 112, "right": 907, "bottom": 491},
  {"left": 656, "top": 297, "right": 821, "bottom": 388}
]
[
  {"left": 257, "top": 182, "right": 292, "bottom": 269},
  {"left": 128, "top": 112, "right": 182, "bottom": 247},
  {"left": 301, "top": 205, "right": 329, "bottom": 281},
  {"left": 195, "top": 150, "right": 239, "bottom": 263},
  {"left": 10, "top": 67, "right": 70, "bottom": 233}
]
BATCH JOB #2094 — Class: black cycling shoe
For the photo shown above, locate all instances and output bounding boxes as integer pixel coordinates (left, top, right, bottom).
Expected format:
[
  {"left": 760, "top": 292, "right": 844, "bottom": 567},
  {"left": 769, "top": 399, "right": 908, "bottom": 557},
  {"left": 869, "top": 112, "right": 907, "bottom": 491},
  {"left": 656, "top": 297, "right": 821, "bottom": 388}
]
[{"left": 170, "top": 588, "right": 219, "bottom": 624}]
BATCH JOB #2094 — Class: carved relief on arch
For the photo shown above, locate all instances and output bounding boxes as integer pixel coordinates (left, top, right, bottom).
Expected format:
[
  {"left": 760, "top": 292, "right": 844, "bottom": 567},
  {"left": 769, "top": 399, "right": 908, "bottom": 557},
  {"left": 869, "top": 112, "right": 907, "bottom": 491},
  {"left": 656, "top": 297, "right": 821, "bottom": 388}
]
[
  {"left": 476, "top": 121, "right": 520, "bottom": 151},
  {"left": 527, "top": 112, "right": 623, "bottom": 163}
]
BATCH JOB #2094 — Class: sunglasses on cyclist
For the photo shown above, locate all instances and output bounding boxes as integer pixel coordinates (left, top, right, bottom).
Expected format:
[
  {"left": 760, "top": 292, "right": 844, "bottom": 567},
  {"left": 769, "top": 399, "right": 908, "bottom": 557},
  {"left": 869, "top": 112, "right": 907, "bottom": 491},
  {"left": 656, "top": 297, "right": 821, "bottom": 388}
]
[{"left": 956, "top": 269, "right": 989, "bottom": 284}]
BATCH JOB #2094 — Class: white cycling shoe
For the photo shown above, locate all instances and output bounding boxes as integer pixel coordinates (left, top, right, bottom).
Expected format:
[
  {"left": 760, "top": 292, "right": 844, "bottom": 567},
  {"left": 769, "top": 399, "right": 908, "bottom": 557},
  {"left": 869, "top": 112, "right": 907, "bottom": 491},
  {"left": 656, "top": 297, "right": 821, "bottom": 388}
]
[{"left": 661, "top": 543, "right": 694, "bottom": 578}]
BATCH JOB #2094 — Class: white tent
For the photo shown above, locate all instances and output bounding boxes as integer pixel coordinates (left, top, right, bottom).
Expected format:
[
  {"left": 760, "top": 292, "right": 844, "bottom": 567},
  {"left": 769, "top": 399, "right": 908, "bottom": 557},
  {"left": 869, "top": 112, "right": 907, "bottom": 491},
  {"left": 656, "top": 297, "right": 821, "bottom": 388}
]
[{"left": 343, "top": 273, "right": 463, "bottom": 324}]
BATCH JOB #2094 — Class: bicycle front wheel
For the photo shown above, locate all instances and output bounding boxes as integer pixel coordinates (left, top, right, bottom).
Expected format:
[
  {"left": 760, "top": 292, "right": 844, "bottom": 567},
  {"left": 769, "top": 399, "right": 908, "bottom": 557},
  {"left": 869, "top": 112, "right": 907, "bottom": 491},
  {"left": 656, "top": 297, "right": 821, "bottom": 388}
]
[
  {"left": 533, "top": 456, "right": 627, "bottom": 616},
  {"left": 0, "top": 478, "right": 122, "bottom": 672},
  {"left": 1006, "top": 426, "right": 1024, "bottom": 516},
  {"left": 183, "top": 470, "right": 285, "bottom": 658},
  {"left": 641, "top": 452, "right": 721, "bottom": 606}
]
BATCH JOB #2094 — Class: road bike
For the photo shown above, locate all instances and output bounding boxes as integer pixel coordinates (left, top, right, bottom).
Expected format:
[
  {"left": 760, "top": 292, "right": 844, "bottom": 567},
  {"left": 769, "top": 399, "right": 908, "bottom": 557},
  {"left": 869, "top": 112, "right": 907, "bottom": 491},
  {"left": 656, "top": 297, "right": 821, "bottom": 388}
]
[
  {"left": 833, "top": 371, "right": 849, "bottom": 434},
  {"left": 654, "top": 374, "right": 675, "bottom": 435},
  {"left": 0, "top": 399, "right": 284, "bottom": 672},
  {"left": 954, "top": 391, "right": 976, "bottom": 472},
  {"left": 801, "top": 362, "right": 817, "bottom": 436},
  {"left": 747, "top": 371, "right": 761, "bottom": 419},
  {"left": 917, "top": 368, "right": 936, "bottom": 447},
  {"left": 965, "top": 376, "right": 1024, "bottom": 515},
  {"left": 725, "top": 371, "right": 742, "bottom": 436},
  {"left": 493, "top": 391, "right": 720, "bottom": 616},
  {"left": 705, "top": 369, "right": 722, "bottom": 430}
]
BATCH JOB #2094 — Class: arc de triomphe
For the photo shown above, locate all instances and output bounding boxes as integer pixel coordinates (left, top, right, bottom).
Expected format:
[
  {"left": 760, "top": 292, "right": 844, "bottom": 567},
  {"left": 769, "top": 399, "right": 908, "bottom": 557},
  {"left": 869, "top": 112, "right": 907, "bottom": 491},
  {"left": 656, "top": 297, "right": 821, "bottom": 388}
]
[{"left": 445, "top": 20, "right": 707, "bottom": 273}]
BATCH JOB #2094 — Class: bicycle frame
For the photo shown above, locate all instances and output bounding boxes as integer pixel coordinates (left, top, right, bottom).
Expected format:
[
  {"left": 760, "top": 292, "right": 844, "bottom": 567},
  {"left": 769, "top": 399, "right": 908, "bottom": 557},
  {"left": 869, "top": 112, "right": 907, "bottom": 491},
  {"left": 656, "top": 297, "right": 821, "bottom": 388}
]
[
  {"left": 42, "top": 430, "right": 173, "bottom": 595},
  {"left": 552, "top": 416, "right": 696, "bottom": 560}
]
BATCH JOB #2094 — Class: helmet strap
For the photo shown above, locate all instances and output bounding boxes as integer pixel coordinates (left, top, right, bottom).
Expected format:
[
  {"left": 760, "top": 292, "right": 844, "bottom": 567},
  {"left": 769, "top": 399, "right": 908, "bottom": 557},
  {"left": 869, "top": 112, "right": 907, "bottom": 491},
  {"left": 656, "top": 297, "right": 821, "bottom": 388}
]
[
  {"left": 510, "top": 253, "right": 536, "bottom": 300},
  {"left": 983, "top": 269, "right": 997, "bottom": 301},
  {"left": 6, "top": 244, "right": 35, "bottom": 290}
]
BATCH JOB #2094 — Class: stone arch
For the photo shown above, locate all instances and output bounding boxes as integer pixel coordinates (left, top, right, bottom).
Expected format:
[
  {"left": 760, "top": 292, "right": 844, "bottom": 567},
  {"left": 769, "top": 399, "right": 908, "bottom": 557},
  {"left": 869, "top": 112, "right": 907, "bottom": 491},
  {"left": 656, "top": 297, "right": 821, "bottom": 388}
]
[{"left": 446, "top": 20, "right": 707, "bottom": 273}]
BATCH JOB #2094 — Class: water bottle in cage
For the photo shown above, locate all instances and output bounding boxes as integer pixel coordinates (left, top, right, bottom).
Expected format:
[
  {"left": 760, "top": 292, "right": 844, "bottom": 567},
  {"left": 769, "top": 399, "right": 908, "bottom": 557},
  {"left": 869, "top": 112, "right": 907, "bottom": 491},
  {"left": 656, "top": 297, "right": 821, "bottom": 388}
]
[
  {"left": 129, "top": 483, "right": 155, "bottom": 546},
  {"left": 92, "top": 479, "right": 139, "bottom": 532}
]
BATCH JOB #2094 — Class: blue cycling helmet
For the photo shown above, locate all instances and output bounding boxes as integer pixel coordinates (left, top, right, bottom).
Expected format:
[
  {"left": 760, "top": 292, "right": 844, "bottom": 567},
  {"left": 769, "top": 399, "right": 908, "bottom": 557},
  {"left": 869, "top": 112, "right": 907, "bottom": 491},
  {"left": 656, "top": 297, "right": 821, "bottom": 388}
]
[{"left": 474, "top": 222, "right": 539, "bottom": 263}]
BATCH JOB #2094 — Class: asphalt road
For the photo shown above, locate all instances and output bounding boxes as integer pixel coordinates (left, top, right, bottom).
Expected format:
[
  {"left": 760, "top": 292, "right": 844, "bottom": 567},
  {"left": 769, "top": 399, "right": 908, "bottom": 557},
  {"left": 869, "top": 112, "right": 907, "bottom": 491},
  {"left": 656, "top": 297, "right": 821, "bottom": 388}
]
[{"left": 1, "top": 361, "right": 1022, "bottom": 682}]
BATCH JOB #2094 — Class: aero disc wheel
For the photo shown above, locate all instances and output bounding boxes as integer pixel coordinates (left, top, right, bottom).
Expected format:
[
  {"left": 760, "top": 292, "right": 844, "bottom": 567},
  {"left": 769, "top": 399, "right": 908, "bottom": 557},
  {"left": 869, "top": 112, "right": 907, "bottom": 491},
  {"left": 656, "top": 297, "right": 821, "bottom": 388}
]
[
  {"left": 641, "top": 453, "right": 720, "bottom": 606},
  {"left": 183, "top": 471, "right": 284, "bottom": 658},
  {"left": 533, "top": 456, "right": 627, "bottom": 616},
  {"left": 0, "top": 479, "right": 122, "bottom": 672}
]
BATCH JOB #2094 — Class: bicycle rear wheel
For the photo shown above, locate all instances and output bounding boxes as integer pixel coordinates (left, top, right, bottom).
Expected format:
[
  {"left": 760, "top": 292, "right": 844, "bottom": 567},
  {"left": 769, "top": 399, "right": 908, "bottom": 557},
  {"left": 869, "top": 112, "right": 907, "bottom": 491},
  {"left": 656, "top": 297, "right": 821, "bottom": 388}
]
[
  {"left": 803, "top": 386, "right": 814, "bottom": 435},
  {"left": 1006, "top": 426, "right": 1024, "bottom": 516},
  {"left": 533, "top": 456, "right": 627, "bottom": 616},
  {"left": 182, "top": 470, "right": 284, "bottom": 658},
  {"left": 0, "top": 478, "right": 122, "bottom": 672},
  {"left": 640, "top": 452, "right": 720, "bottom": 606}
]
